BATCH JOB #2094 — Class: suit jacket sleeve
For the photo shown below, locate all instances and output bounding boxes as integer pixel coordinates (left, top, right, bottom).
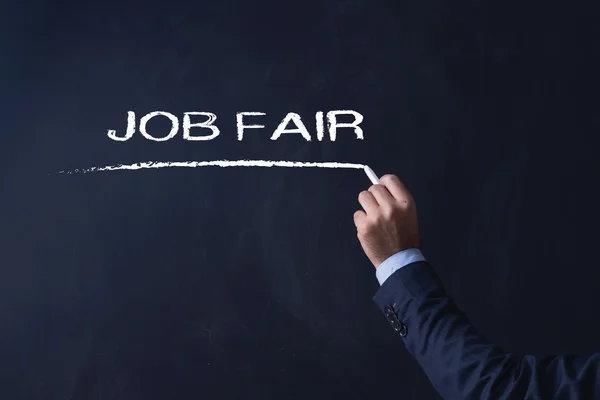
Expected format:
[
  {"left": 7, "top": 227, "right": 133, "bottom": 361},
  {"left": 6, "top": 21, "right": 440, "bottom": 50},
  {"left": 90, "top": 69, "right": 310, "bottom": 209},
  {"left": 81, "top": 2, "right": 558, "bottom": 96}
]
[{"left": 373, "top": 261, "right": 600, "bottom": 399}]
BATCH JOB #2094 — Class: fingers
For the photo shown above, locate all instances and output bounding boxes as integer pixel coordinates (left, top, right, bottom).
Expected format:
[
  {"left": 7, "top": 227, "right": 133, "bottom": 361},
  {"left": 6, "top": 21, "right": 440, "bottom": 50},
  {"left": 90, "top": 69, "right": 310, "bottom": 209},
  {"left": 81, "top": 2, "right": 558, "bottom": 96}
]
[
  {"left": 379, "top": 174, "right": 410, "bottom": 202},
  {"left": 357, "top": 174, "right": 413, "bottom": 223},
  {"left": 353, "top": 210, "right": 366, "bottom": 228},
  {"left": 358, "top": 190, "right": 378, "bottom": 214},
  {"left": 368, "top": 184, "right": 395, "bottom": 206}
]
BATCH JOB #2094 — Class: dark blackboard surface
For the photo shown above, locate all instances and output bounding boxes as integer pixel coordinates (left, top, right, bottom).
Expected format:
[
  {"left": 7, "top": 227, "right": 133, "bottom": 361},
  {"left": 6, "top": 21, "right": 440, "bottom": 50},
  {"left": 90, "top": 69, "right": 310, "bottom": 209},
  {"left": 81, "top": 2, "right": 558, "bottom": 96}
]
[{"left": 2, "top": 1, "right": 600, "bottom": 398}]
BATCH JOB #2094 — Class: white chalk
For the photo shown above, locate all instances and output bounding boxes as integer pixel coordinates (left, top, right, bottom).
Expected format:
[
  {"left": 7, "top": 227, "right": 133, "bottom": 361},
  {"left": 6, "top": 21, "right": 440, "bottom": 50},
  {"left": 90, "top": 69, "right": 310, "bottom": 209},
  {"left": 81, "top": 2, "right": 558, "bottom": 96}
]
[{"left": 363, "top": 165, "right": 379, "bottom": 184}]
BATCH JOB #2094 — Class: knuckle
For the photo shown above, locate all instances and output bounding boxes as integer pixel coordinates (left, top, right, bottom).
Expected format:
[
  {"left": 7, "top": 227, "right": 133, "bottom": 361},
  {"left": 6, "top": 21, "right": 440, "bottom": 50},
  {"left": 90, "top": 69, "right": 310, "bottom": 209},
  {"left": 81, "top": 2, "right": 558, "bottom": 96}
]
[
  {"left": 381, "top": 206, "right": 395, "bottom": 219},
  {"left": 380, "top": 174, "right": 398, "bottom": 183},
  {"left": 402, "top": 198, "right": 415, "bottom": 209},
  {"left": 353, "top": 211, "right": 364, "bottom": 224},
  {"left": 372, "top": 213, "right": 384, "bottom": 224}
]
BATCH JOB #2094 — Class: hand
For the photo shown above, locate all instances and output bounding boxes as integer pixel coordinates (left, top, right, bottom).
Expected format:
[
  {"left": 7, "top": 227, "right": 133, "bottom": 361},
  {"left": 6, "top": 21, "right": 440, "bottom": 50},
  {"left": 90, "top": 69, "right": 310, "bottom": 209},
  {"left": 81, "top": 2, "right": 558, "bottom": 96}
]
[{"left": 353, "top": 174, "right": 420, "bottom": 268}]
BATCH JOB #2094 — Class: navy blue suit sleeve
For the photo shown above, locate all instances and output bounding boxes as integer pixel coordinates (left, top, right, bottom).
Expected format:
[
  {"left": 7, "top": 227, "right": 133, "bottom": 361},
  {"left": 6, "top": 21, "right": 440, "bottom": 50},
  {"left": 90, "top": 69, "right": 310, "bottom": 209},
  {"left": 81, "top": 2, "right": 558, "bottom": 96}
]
[{"left": 373, "top": 261, "right": 600, "bottom": 399}]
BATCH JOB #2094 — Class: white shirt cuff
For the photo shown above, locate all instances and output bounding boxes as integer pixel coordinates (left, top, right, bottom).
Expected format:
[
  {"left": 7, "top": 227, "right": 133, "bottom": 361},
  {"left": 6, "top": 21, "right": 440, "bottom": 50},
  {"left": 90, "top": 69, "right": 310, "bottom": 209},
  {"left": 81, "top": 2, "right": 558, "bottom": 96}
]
[{"left": 375, "top": 248, "right": 426, "bottom": 285}]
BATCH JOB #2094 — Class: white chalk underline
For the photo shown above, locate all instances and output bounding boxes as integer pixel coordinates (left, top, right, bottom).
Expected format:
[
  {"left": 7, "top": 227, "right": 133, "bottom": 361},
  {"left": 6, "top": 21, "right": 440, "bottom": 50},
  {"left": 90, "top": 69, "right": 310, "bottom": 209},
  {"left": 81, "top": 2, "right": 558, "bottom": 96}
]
[{"left": 57, "top": 160, "right": 368, "bottom": 174}]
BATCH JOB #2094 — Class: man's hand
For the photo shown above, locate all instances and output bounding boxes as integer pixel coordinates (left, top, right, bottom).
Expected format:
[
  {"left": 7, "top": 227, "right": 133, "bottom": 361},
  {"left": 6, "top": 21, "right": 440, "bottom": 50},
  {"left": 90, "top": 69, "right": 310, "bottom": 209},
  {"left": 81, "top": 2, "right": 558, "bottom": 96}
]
[{"left": 353, "top": 174, "right": 420, "bottom": 269}]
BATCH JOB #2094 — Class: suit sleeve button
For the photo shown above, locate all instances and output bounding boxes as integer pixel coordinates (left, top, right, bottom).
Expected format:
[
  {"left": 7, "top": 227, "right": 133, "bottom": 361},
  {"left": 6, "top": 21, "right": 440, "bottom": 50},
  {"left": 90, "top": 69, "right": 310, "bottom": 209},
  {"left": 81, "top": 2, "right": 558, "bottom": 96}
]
[{"left": 398, "top": 323, "right": 407, "bottom": 337}]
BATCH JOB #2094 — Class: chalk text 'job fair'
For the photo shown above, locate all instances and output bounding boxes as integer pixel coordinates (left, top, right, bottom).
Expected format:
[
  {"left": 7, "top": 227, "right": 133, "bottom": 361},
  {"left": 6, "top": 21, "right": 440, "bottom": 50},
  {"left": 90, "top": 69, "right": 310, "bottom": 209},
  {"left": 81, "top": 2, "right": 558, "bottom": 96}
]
[{"left": 107, "top": 110, "right": 364, "bottom": 142}]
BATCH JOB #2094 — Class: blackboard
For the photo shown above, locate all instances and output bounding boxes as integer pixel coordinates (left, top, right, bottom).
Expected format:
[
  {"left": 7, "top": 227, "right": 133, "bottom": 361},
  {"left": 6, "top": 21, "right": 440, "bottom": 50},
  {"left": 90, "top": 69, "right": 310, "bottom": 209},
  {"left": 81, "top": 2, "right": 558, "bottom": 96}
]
[{"left": 2, "top": 1, "right": 600, "bottom": 399}]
